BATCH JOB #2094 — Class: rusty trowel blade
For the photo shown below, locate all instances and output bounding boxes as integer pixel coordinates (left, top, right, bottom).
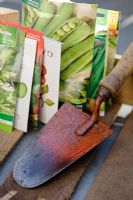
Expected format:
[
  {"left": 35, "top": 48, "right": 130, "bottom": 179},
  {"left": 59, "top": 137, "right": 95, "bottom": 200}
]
[{"left": 13, "top": 103, "right": 112, "bottom": 188}]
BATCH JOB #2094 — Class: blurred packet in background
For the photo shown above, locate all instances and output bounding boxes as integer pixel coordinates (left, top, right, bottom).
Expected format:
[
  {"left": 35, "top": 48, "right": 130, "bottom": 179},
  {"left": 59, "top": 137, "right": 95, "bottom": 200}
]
[{"left": 2, "top": 20, "right": 44, "bottom": 128}]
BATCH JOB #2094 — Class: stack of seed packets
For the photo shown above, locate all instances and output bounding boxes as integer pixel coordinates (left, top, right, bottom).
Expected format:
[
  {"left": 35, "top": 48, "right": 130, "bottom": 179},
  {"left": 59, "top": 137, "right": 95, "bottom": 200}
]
[
  {"left": 22, "top": 0, "right": 121, "bottom": 119},
  {"left": 22, "top": 0, "right": 98, "bottom": 110},
  {"left": 0, "top": 1, "right": 121, "bottom": 134},
  {"left": 0, "top": 20, "right": 44, "bottom": 133},
  {"left": 0, "top": 19, "right": 62, "bottom": 132}
]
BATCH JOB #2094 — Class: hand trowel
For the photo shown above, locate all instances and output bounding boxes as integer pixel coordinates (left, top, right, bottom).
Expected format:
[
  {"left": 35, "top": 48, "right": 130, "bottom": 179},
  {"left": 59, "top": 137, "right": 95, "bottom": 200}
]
[{"left": 13, "top": 43, "right": 133, "bottom": 188}]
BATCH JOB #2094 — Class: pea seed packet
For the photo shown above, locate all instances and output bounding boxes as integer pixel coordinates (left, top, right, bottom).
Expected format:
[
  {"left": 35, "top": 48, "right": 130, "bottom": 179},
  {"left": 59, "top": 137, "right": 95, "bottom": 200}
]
[
  {"left": 0, "top": 22, "right": 25, "bottom": 133},
  {"left": 22, "top": 0, "right": 97, "bottom": 109},
  {"left": 0, "top": 20, "right": 44, "bottom": 130},
  {"left": 39, "top": 37, "right": 61, "bottom": 124}
]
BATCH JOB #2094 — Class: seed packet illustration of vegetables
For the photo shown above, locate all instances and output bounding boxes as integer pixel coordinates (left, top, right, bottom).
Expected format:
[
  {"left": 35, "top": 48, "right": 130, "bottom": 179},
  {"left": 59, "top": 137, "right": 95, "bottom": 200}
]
[
  {"left": 39, "top": 36, "right": 61, "bottom": 124},
  {"left": 22, "top": 0, "right": 97, "bottom": 109},
  {"left": 14, "top": 38, "right": 37, "bottom": 132},
  {"left": 0, "top": 23, "right": 25, "bottom": 133},
  {"left": 0, "top": 20, "right": 44, "bottom": 129},
  {"left": 86, "top": 8, "right": 108, "bottom": 116},
  {"left": 29, "top": 38, "right": 43, "bottom": 128}
]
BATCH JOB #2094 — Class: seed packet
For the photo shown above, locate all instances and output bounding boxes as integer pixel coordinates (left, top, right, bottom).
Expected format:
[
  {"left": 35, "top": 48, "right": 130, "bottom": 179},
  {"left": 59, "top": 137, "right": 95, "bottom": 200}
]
[
  {"left": 19, "top": 28, "right": 43, "bottom": 129},
  {"left": 26, "top": 30, "right": 43, "bottom": 128},
  {"left": 0, "top": 23, "right": 25, "bottom": 133},
  {"left": 22, "top": 0, "right": 97, "bottom": 109},
  {"left": 86, "top": 8, "right": 120, "bottom": 115},
  {"left": 86, "top": 8, "right": 108, "bottom": 116},
  {"left": 14, "top": 38, "right": 37, "bottom": 132},
  {"left": 0, "top": 20, "right": 44, "bottom": 129},
  {"left": 39, "top": 37, "right": 61, "bottom": 124}
]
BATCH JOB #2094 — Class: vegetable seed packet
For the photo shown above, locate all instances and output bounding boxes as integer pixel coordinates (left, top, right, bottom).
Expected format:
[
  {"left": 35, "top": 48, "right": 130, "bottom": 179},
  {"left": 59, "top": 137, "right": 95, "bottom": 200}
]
[
  {"left": 39, "top": 36, "right": 61, "bottom": 124},
  {"left": 0, "top": 22, "right": 25, "bottom": 133},
  {"left": 86, "top": 8, "right": 108, "bottom": 116},
  {"left": 86, "top": 8, "right": 120, "bottom": 115},
  {"left": 0, "top": 20, "right": 44, "bottom": 130},
  {"left": 22, "top": 0, "right": 97, "bottom": 110}
]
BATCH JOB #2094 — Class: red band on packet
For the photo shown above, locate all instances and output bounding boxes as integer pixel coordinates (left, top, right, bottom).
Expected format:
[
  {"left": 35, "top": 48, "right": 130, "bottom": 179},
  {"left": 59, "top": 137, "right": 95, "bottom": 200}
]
[{"left": 0, "top": 20, "right": 44, "bottom": 128}]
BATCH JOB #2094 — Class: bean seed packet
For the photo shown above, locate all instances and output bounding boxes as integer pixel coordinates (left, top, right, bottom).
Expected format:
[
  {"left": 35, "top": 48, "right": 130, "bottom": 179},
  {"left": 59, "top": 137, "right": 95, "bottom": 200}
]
[
  {"left": 86, "top": 8, "right": 108, "bottom": 116},
  {"left": 0, "top": 20, "right": 44, "bottom": 130},
  {"left": 39, "top": 37, "right": 61, "bottom": 124},
  {"left": 0, "top": 22, "right": 25, "bottom": 133},
  {"left": 22, "top": 0, "right": 97, "bottom": 110},
  {"left": 86, "top": 8, "right": 120, "bottom": 116}
]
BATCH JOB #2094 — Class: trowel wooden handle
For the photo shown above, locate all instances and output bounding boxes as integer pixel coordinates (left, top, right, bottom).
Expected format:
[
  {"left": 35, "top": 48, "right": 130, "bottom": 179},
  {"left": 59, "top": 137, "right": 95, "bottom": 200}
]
[{"left": 100, "top": 42, "right": 133, "bottom": 96}]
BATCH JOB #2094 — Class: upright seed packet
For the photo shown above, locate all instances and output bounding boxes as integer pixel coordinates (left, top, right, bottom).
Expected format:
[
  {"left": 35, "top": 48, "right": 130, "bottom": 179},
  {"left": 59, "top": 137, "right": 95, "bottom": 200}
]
[
  {"left": 27, "top": 31, "right": 43, "bottom": 128},
  {"left": 86, "top": 8, "right": 108, "bottom": 116},
  {"left": 107, "top": 10, "right": 120, "bottom": 73},
  {"left": 0, "top": 20, "right": 44, "bottom": 129},
  {"left": 86, "top": 8, "right": 120, "bottom": 115},
  {"left": 21, "top": 27, "right": 44, "bottom": 128},
  {"left": 14, "top": 38, "right": 37, "bottom": 132},
  {"left": 22, "top": 0, "right": 97, "bottom": 110},
  {"left": 39, "top": 37, "right": 61, "bottom": 124},
  {"left": 0, "top": 23, "right": 25, "bottom": 133}
]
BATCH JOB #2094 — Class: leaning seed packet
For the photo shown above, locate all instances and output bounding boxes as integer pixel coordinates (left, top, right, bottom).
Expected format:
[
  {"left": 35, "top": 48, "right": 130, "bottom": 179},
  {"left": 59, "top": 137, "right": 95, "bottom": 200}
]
[
  {"left": 39, "top": 37, "right": 61, "bottom": 124},
  {"left": 0, "top": 20, "right": 44, "bottom": 129},
  {"left": 86, "top": 8, "right": 108, "bottom": 116},
  {"left": 0, "top": 22, "right": 25, "bottom": 133},
  {"left": 22, "top": 0, "right": 97, "bottom": 109}
]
